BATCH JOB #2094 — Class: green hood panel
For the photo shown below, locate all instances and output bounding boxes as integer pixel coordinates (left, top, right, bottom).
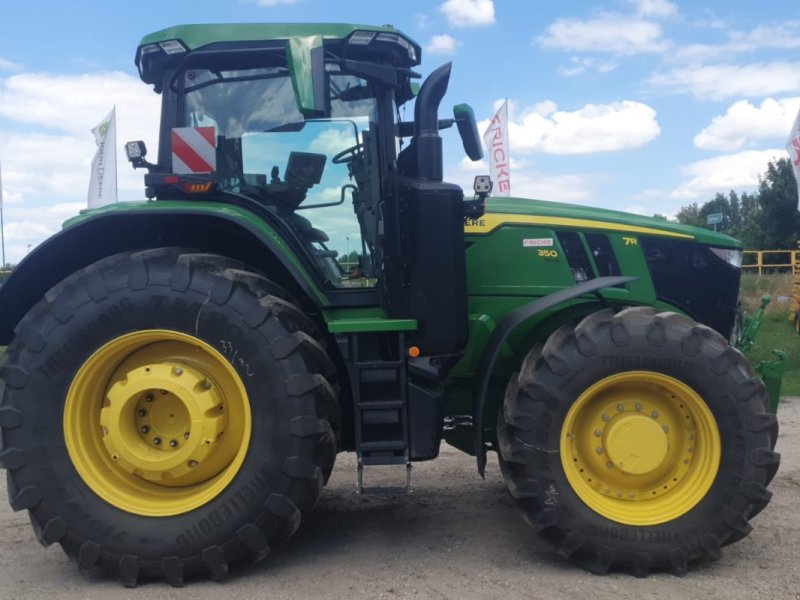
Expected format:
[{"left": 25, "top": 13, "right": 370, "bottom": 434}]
[{"left": 476, "top": 197, "right": 740, "bottom": 247}]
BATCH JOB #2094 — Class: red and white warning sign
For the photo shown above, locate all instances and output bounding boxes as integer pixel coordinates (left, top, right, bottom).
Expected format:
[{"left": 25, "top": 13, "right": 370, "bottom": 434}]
[{"left": 171, "top": 127, "right": 217, "bottom": 174}]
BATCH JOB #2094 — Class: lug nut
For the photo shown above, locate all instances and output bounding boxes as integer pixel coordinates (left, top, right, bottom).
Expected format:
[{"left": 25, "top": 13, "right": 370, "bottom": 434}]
[
  {"left": 184, "top": 432, "right": 190, "bottom": 440},
  {"left": 662, "top": 425, "right": 670, "bottom": 433},
  {"left": 596, "top": 447, "right": 604, "bottom": 454},
  {"left": 606, "top": 461, "right": 614, "bottom": 469},
  {"left": 601, "top": 414, "right": 610, "bottom": 422},
  {"left": 169, "top": 439, "right": 178, "bottom": 448},
  {"left": 153, "top": 437, "right": 162, "bottom": 445},
  {"left": 617, "top": 404, "right": 625, "bottom": 412},
  {"left": 651, "top": 410, "right": 659, "bottom": 418},
  {"left": 137, "top": 409, "right": 147, "bottom": 417},
  {"left": 202, "top": 380, "right": 213, "bottom": 390},
  {"left": 594, "top": 429, "right": 602, "bottom": 437},
  {"left": 188, "top": 460, "right": 198, "bottom": 468},
  {"left": 173, "top": 367, "right": 183, "bottom": 376},
  {"left": 145, "top": 394, "right": 154, "bottom": 403},
  {"left": 635, "top": 403, "right": 642, "bottom": 411},
  {"left": 141, "top": 425, "right": 150, "bottom": 434}
]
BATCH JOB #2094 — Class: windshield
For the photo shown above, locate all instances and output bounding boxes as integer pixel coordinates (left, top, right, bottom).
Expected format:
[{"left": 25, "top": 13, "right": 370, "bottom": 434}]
[{"left": 182, "top": 67, "right": 380, "bottom": 288}]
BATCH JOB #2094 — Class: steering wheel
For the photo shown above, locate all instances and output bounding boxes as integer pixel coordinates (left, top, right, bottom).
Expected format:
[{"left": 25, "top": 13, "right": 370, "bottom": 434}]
[{"left": 331, "top": 143, "right": 364, "bottom": 165}]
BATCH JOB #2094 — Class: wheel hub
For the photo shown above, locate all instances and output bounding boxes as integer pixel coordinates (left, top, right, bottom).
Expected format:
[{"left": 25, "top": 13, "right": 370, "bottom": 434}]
[
  {"left": 605, "top": 414, "right": 668, "bottom": 475},
  {"left": 101, "top": 362, "right": 227, "bottom": 485},
  {"left": 560, "top": 371, "right": 720, "bottom": 526}
]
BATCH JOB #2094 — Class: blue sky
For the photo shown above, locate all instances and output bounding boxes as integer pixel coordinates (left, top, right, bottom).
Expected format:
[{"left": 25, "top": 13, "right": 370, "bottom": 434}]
[{"left": 1, "top": 0, "right": 799, "bottom": 263}]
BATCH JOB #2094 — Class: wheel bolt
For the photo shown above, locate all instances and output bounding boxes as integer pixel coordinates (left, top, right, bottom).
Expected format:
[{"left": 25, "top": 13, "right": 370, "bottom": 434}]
[
  {"left": 153, "top": 437, "right": 162, "bottom": 445},
  {"left": 635, "top": 403, "right": 642, "bottom": 411},
  {"left": 188, "top": 460, "right": 198, "bottom": 468},
  {"left": 594, "top": 429, "right": 602, "bottom": 437},
  {"left": 137, "top": 409, "right": 147, "bottom": 417},
  {"left": 184, "top": 432, "right": 190, "bottom": 440},
  {"left": 141, "top": 425, "right": 149, "bottom": 434},
  {"left": 601, "top": 414, "right": 610, "bottom": 422},
  {"left": 606, "top": 461, "right": 614, "bottom": 469},
  {"left": 145, "top": 394, "right": 154, "bottom": 403},
  {"left": 617, "top": 404, "right": 625, "bottom": 412},
  {"left": 169, "top": 439, "right": 178, "bottom": 448},
  {"left": 651, "top": 410, "right": 659, "bottom": 418},
  {"left": 202, "top": 380, "right": 213, "bottom": 390},
  {"left": 173, "top": 367, "right": 184, "bottom": 376},
  {"left": 662, "top": 425, "right": 669, "bottom": 433},
  {"left": 596, "top": 447, "right": 604, "bottom": 454}
]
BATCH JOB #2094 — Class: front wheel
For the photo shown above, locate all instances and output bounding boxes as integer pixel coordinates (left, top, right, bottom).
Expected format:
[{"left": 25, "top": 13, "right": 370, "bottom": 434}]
[
  {"left": 0, "top": 249, "right": 338, "bottom": 586},
  {"left": 497, "top": 307, "right": 779, "bottom": 576}
]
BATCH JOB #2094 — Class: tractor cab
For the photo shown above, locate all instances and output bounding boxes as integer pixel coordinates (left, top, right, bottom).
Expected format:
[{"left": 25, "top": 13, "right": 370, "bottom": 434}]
[{"left": 129, "top": 24, "right": 484, "bottom": 355}]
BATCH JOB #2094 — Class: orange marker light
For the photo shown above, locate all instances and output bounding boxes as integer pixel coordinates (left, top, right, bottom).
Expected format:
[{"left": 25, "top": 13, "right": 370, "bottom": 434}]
[{"left": 408, "top": 346, "right": 421, "bottom": 358}]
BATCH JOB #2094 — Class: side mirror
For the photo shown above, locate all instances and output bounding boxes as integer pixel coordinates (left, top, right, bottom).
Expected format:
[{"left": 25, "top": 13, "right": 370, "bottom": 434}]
[
  {"left": 287, "top": 35, "right": 326, "bottom": 117},
  {"left": 453, "top": 103, "right": 483, "bottom": 161}
]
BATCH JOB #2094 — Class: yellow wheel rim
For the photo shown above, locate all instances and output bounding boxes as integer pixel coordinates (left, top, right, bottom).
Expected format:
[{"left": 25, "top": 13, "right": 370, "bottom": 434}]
[
  {"left": 64, "top": 330, "right": 252, "bottom": 517},
  {"left": 560, "top": 371, "right": 720, "bottom": 526}
]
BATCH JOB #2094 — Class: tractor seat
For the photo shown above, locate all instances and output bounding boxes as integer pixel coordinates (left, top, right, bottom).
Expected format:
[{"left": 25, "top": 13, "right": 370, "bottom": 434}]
[{"left": 287, "top": 213, "right": 329, "bottom": 243}]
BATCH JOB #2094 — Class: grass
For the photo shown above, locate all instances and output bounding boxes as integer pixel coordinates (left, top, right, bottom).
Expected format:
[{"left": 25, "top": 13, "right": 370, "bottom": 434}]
[{"left": 739, "top": 273, "right": 799, "bottom": 397}]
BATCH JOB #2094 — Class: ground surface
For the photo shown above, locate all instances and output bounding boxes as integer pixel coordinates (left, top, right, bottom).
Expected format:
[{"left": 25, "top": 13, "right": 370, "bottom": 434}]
[{"left": 0, "top": 400, "right": 798, "bottom": 600}]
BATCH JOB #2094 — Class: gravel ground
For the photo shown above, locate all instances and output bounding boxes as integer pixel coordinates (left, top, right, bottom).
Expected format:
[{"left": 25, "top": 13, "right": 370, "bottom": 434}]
[{"left": 0, "top": 399, "right": 798, "bottom": 600}]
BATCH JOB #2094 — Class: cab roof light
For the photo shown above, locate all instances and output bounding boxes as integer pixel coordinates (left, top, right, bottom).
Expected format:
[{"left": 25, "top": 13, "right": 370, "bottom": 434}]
[
  {"left": 348, "top": 31, "right": 375, "bottom": 45},
  {"left": 159, "top": 40, "right": 187, "bottom": 55}
]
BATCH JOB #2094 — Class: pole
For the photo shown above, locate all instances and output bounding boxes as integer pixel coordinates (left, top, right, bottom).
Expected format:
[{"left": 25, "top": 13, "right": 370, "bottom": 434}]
[{"left": 0, "top": 161, "right": 6, "bottom": 269}]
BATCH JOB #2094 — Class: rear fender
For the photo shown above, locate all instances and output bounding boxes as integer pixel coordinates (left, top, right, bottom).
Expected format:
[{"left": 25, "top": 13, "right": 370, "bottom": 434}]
[{"left": 0, "top": 207, "right": 327, "bottom": 345}]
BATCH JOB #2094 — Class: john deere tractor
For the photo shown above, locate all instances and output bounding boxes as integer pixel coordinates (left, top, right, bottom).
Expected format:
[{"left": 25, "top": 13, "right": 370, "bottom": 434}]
[{"left": 0, "top": 23, "right": 779, "bottom": 586}]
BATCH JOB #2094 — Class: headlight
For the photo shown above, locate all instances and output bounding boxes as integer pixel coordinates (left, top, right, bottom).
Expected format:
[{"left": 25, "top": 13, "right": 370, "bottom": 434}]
[{"left": 709, "top": 247, "right": 742, "bottom": 268}]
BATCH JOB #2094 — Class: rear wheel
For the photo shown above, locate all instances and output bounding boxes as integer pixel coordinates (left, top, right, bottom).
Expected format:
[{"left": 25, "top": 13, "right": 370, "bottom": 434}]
[
  {"left": 0, "top": 249, "right": 338, "bottom": 586},
  {"left": 498, "top": 307, "right": 779, "bottom": 576}
]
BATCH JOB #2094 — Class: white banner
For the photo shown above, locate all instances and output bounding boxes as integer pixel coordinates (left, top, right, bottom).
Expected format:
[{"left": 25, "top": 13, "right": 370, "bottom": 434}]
[
  {"left": 87, "top": 106, "right": 117, "bottom": 208},
  {"left": 483, "top": 100, "right": 511, "bottom": 197},
  {"left": 786, "top": 105, "right": 800, "bottom": 211}
]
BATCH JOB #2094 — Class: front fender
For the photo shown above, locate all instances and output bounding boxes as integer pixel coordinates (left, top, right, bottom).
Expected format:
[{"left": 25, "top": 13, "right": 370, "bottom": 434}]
[
  {"left": 473, "top": 275, "right": 637, "bottom": 476},
  {"left": 0, "top": 202, "right": 327, "bottom": 345}
]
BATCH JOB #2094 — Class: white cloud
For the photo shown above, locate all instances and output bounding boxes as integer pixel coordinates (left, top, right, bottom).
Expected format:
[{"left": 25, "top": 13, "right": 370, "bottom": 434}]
[
  {"left": 538, "top": 14, "right": 669, "bottom": 55},
  {"left": 439, "top": 0, "right": 496, "bottom": 28},
  {"left": 694, "top": 97, "right": 800, "bottom": 151},
  {"left": 627, "top": 0, "right": 677, "bottom": 18},
  {"left": 649, "top": 62, "right": 800, "bottom": 100},
  {"left": 672, "top": 21, "right": 800, "bottom": 63},
  {"left": 0, "top": 58, "right": 22, "bottom": 72},
  {"left": 426, "top": 34, "right": 460, "bottom": 55},
  {"left": 671, "top": 149, "right": 784, "bottom": 199},
  {"left": 414, "top": 14, "right": 432, "bottom": 29},
  {"left": 559, "top": 56, "right": 619, "bottom": 77},
  {"left": 309, "top": 128, "right": 356, "bottom": 156},
  {"left": 479, "top": 100, "right": 660, "bottom": 155}
]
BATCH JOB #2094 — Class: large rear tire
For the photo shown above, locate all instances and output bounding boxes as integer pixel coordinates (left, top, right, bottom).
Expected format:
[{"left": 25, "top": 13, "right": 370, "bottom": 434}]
[
  {"left": 497, "top": 307, "right": 779, "bottom": 576},
  {"left": 0, "top": 249, "right": 338, "bottom": 586}
]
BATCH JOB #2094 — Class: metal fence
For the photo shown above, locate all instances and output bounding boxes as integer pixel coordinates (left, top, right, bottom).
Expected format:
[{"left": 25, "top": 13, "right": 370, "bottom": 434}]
[{"left": 742, "top": 249, "right": 800, "bottom": 275}]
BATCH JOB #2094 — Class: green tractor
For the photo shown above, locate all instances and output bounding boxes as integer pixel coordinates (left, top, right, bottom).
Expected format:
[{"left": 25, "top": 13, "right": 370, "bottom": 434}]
[{"left": 0, "top": 23, "right": 779, "bottom": 585}]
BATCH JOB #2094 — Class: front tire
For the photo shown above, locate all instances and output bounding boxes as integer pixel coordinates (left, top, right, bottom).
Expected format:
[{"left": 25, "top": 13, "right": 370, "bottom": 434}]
[
  {"left": 497, "top": 307, "right": 779, "bottom": 576},
  {"left": 0, "top": 249, "right": 338, "bottom": 586}
]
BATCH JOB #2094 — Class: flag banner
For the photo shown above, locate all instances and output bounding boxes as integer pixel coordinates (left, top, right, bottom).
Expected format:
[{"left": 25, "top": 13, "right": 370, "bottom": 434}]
[
  {"left": 483, "top": 100, "right": 511, "bottom": 197},
  {"left": 171, "top": 127, "right": 217, "bottom": 174},
  {"left": 87, "top": 107, "right": 117, "bottom": 208},
  {"left": 786, "top": 105, "right": 800, "bottom": 211}
]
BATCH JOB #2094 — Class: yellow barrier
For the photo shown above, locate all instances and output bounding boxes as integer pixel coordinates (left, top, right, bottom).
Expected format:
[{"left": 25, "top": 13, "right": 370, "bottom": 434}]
[{"left": 742, "top": 249, "right": 799, "bottom": 275}]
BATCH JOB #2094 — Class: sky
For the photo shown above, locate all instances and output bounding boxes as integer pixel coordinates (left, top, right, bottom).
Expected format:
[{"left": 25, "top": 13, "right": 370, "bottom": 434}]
[{"left": 1, "top": 0, "right": 799, "bottom": 264}]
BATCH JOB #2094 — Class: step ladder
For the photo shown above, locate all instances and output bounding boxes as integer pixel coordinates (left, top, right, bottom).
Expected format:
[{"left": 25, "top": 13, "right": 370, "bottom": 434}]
[{"left": 347, "top": 333, "right": 412, "bottom": 494}]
